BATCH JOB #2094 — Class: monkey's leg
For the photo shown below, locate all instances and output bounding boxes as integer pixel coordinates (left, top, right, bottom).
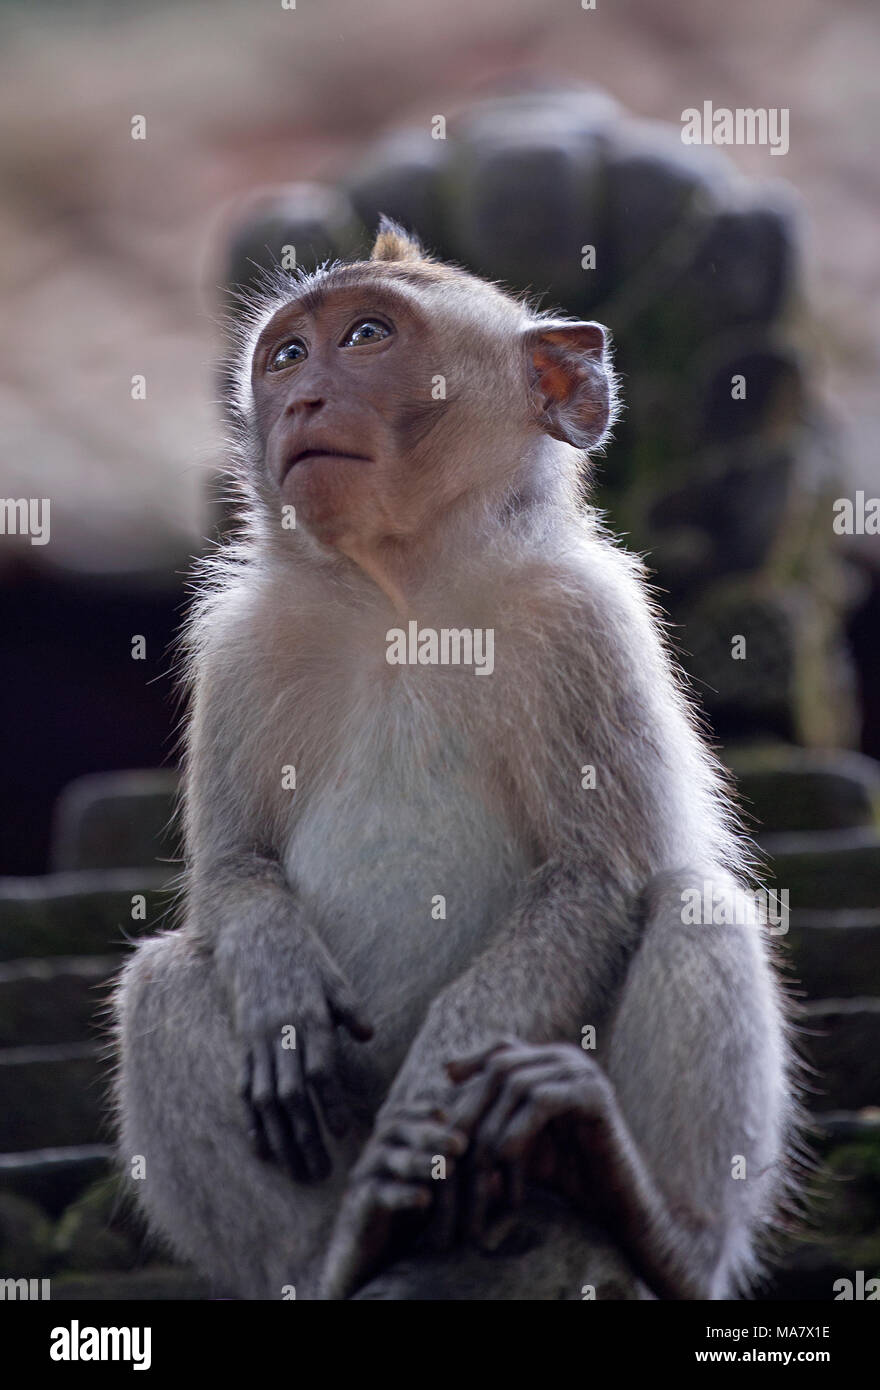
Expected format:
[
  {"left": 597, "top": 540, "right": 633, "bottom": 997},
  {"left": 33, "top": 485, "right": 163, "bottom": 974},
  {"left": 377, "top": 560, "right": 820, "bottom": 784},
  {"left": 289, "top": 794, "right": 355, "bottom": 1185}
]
[
  {"left": 334, "top": 866, "right": 787, "bottom": 1300},
  {"left": 439, "top": 867, "right": 788, "bottom": 1299},
  {"left": 601, "top": 865, "right": 789, "bottom": 1297},
  {"left": 113, "top": 930, "right": 350, "bottom": 1299}
]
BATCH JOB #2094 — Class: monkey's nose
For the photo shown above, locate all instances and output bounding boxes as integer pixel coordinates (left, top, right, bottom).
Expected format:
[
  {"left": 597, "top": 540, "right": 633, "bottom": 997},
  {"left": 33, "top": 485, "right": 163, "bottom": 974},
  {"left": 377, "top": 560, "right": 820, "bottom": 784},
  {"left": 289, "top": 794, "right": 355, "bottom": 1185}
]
[{"left": 285, "top": 394, "right": 326, "bottom": 416}]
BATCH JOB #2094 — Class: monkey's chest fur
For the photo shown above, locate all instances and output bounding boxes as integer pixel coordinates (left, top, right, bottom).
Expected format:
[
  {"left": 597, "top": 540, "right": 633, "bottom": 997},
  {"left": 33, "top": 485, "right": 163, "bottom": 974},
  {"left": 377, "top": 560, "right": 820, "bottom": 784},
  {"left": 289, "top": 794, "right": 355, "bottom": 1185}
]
[{"left": 282, "top": 696, "right": 531, "bottom": 1104}]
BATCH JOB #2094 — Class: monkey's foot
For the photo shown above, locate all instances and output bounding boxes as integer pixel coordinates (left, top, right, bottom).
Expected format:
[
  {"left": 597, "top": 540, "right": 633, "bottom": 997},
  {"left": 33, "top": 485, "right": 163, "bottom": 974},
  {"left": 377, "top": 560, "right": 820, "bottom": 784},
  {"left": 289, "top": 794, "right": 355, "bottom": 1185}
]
[{"left": 319, "top": 1102, "right": 467, "bottom": 1299}]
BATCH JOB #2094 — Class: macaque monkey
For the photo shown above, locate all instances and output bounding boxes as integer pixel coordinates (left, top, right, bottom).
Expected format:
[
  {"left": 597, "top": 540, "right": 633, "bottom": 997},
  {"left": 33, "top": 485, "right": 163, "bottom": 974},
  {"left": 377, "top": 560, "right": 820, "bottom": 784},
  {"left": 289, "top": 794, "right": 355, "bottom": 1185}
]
[{"left": 113, "top": 217, "right": 795, "bottom": 1300}]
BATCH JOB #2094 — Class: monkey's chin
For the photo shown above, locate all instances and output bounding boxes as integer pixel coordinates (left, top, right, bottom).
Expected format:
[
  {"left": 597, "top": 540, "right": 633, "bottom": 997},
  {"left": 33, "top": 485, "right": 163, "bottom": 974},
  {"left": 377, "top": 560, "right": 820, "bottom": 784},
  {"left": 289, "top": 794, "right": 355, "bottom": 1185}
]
[
  {"left": 282, "top": 492, "right": 357, "bottom": 551},
  {"left": 281, "top": 460, "right": 376, "bottom": 550}
]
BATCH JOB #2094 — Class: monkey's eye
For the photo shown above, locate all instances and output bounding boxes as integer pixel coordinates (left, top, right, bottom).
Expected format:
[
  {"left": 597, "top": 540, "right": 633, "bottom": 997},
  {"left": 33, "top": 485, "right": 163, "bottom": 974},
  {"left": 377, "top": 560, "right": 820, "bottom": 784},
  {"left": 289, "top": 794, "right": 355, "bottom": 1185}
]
[
  {"left": 267, "top": 339, "right": 307, "bottom": 371},
  {"left": 341, "top": 318, "right": 392, "bottom": 348}
]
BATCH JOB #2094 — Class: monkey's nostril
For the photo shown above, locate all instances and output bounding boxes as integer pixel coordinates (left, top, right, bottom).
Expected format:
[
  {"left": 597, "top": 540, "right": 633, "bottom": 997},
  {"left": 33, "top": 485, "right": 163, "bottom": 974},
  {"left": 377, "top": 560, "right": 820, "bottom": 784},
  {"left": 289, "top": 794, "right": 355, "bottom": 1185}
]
[{"left": 283, "top": 395, "right": 325, "bottom": 418}]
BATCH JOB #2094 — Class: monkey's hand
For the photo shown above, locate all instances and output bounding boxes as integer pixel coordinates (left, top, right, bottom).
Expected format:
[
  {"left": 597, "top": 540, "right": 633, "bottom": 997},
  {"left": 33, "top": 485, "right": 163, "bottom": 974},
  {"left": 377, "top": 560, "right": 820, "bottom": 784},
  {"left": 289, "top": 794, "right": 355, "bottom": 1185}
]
[
  {"left": 231, "top": 933, "right": 374, "bottom": 1183},
  {"left": 318, "top": 1102, "right": 466, "bottom": 1299},
  {"left": 445, "top": 1039, "right": 695, "bottom": 1299},
  {"left": 445, "top": 1040, "right": 619, "bottom": 1234}
]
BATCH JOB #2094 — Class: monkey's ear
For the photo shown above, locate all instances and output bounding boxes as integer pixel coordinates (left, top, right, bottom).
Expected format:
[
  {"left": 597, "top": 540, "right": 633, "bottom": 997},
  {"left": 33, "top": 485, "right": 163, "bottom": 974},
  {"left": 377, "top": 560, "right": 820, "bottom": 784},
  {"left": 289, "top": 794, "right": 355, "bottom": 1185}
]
[
  {"left": 524, "top": 320, "right": 615, "bottom": 450},
  {"left": 370, "top": 215, "right": 425, "bottom": 263}
]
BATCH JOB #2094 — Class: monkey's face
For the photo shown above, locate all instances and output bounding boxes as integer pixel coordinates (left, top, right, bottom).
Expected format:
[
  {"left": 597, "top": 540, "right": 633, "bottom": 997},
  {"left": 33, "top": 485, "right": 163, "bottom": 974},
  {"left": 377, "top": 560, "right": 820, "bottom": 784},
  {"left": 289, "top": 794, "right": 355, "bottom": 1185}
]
[
  {"left": 248, "top": 259, "right": 616, "bottom": 565},
  {"left": 249, "top": 276, "right": 474, "bottom": 552}
]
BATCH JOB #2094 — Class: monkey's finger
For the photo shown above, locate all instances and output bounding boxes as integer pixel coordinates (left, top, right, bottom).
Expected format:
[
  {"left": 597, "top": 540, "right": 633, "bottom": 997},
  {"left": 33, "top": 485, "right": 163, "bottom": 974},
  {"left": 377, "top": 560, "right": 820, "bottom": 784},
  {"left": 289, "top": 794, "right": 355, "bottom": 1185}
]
[
  {"left": 380, "top": 1119, "right": 467, "bottom": 1158},
  {"left": 378, "top": 1140, "right": 464, "bottom": 1186},
  {"left": 495, "top": 1082, "right": 576, "bottom": 1162},
  {"left": 264, "top": 1101, "right": 310, "bottom": 1182},
  {"left": 274, "top": 1040, "right": 332, "bottom": 1181},
  {"left": 240, "top": 1051, "right": 272, "bottom": 1161},
  {"left": 250, "top": 1040, "right": 308, "bottom": 1180},
  {"left": 445, "top": 1081, "right": 500, "bottom": 1140},
  {"left": 239, "top": 1047, "right": 260, "bottom": 1123},
  {"left": 248, "top": 1039, "right": 276, "bottom": 1127},
  {"left": 371, "top": 1180, "right": 432, "bottom": 1214},
  {"left": 445, "top": 1064, "right": 513, "bottom": 1135},
  {"left": 300, "top": 1025, "right": 350, "bottom": 1138},
  {"left": 446, "top": 1036, "right": 520, "bottom": 1082},
  {"left": 289, "top": 1094, "right": 333, "bottom": 1182},
  {"left": 377, "top": 1146, "right": 433, "bottom": 1184},
  {"left": 471, "top": 1060, "right": 565, "bottom": 1166},
  {"left": 253, "top": 1068, "right": 309, "bottom": 1180}
]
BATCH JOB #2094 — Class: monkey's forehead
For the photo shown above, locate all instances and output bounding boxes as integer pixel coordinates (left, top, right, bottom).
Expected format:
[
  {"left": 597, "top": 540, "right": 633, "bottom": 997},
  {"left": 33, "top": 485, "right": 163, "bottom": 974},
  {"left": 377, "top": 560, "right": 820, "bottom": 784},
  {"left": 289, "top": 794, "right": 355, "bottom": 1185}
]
[{"left": 247, "top": 257, "right": 525, "bottom": 337}]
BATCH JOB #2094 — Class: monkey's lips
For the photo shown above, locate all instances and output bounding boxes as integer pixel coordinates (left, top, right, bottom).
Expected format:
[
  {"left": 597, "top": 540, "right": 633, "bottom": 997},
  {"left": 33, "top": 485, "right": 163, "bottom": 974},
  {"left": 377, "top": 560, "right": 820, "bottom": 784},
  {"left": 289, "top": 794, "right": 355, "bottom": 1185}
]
[{"left": 282, "top": 448, "right": 371, "bottom": 480}]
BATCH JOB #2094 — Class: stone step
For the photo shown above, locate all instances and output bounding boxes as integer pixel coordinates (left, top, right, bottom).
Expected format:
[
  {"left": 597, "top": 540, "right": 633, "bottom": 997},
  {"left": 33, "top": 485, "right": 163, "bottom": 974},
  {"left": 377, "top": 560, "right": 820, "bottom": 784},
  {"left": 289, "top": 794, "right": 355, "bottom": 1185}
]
[
  {"left": 802, "top": 999, "right": 880, "bottom": 1111},
  {"left": 0, "top": 1145, "right": 111, "bottom": 1216},
  {"left": 812, "top": 1108, "right": 880, "bottom": 1143},
  {"left": 0, "top": 1190, "right": 52, "bottom": 1270},
  {"left": 0, "top": 1044, "right": 105, "bottom": 1151},
  {"left": 784, "top": 911, "right": 880, "bottom": 998},
  {"left": 0, "top": 869, "right": 173, "bottom": 962},
  {"left": 728, "top": 745, "right": 880, "bottom": 834},
  {"left": 0, "top": 956, "right": 119, "bottom": 1047},
  {"left": 53, "top": 1174, "right": 142, "bottom": 1272},
  {"left": 50, "top": 769, "right": 180, "bottom": 873},
  {"left": 763, "top": 829, "right": 880, "bottom": 911}
]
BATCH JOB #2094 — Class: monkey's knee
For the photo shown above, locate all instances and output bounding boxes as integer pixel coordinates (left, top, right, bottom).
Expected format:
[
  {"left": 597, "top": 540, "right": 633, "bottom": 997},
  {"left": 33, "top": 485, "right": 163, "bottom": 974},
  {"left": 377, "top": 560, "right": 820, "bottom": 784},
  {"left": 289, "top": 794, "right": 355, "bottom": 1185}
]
[
  {"left": 113, "top": 933, "right": 336, "bottom": 1298},
  {"left": 114, "top": 930, "right": 239, "bottom": 1157},
  {"left": 113, "top": 934, "right": 235, "bottom": 1236}
]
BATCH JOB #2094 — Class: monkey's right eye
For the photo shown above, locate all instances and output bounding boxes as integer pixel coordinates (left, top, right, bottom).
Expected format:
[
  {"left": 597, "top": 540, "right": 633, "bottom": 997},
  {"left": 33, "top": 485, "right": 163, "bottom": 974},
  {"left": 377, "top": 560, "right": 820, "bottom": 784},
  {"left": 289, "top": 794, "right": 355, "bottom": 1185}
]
[{"left": 267, "top": 339, "right": 307, "bottom": 372}]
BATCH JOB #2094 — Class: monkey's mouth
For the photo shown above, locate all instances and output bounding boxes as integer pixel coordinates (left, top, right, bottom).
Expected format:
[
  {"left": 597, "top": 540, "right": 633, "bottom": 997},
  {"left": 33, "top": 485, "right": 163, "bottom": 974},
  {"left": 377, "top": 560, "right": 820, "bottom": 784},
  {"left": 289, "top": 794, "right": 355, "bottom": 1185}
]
[{"left": 283, "top": 448, "right": 371, "bottom": 480}]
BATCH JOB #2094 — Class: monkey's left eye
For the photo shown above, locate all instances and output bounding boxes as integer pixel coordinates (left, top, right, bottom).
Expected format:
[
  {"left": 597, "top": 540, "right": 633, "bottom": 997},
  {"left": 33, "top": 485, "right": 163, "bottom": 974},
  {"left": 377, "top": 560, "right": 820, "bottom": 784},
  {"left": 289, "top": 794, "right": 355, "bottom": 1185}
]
[{"left": 341, "top": 318, "right": 392, "bottom": 348}]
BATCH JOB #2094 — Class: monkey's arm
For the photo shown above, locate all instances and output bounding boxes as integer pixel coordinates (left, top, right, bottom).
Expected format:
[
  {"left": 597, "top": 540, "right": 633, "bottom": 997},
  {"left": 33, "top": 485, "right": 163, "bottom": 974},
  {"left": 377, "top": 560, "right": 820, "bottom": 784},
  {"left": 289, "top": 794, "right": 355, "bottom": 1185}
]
[
  {"left": 380, "top": 857, "right": 639, "bottom": 1109},
  {"left": 182, "top": 666, "right": 373, "bottom": 1180},
  {"left": 192, "top": 850, "right": 371, "bottom": 1179}
]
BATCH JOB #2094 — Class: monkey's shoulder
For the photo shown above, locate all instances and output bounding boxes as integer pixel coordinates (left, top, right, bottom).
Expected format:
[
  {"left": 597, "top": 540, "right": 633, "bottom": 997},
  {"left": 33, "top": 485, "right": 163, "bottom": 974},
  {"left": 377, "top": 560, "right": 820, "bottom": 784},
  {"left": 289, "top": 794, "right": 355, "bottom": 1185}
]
[{"left": 492, "top": 532, "right": 671, "bottom": 679}]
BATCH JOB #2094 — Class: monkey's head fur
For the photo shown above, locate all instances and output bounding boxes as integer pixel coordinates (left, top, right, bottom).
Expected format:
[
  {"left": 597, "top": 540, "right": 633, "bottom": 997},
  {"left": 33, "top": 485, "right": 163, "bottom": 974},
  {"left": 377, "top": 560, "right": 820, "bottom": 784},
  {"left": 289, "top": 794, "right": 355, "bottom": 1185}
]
[{"left": 225, "top": 216, "right": 620, "bottom": 592}]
